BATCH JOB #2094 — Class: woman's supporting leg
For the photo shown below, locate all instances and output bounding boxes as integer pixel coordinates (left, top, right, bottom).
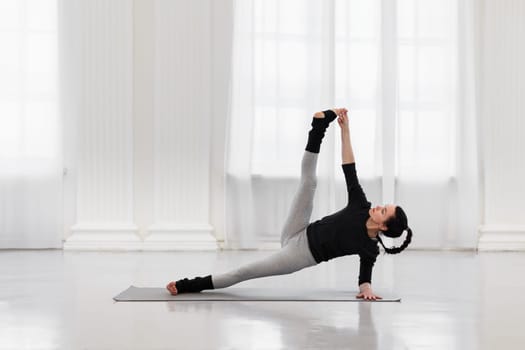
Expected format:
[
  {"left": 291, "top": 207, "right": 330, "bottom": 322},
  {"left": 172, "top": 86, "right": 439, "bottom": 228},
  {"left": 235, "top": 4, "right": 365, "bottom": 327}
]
[
  {"left": 212, "top": 233, "right": 316, "bottom": 289},
  {"left": 168, "top": 234, "right": 316, "bottom": 294}
]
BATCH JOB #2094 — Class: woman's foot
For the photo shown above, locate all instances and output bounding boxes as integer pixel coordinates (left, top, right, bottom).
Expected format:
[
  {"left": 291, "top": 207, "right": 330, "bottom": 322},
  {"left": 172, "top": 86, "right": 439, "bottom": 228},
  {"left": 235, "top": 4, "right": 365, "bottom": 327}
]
[
  {"left": 166, "top": 281, "right": 178, "bottom": 295},
  {"left": 313, "top": 108, "right": 347, "bottom": 119},
  {"left": 306, "top": 108, "right": 346, "bottom": 153},
  {"left": 166, "top": 276, "right": 214, "bottom": 294}
]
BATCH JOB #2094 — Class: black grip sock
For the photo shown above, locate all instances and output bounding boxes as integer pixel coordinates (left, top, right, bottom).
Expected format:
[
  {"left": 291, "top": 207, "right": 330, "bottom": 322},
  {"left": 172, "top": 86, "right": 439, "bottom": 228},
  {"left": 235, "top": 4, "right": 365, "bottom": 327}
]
[
  {"left": 175, "top": 275, "right": 214, "bottom": 293},
  {"left": 305, "top": 110, "right": 338, "bottom": 153},
  {"left": 322, "top": 109, "right": 338, "bottom": 124},
  {"left": 305, "top": 128, "right": 325, "bottom": 153}
]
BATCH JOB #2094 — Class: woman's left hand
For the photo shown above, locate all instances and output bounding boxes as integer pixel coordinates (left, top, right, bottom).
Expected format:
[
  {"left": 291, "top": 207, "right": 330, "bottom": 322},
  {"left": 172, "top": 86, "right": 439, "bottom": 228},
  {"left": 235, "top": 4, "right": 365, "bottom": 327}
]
[
  {"left": 356, "top": 290, "right": 382, "bottom": 300},
  {"left": 356, "top": 283, "right": 382, "bottom": 300}
]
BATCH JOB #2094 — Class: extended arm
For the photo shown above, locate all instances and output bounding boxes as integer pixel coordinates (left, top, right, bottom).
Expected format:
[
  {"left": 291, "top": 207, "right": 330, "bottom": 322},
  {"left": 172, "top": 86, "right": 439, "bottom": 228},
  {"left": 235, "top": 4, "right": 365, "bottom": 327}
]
[
  {"left": 339, "top": 110, "right": 368, "bottom": 207},
  {"left": 338, "top": 110, "right": 355, "bottom": 165}
]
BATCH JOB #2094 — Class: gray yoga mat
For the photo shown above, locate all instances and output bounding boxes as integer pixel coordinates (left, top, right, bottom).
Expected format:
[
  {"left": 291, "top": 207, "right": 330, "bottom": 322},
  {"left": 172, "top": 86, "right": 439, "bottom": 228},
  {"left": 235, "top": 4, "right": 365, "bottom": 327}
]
[{"left": 113, "top": 286, "right": 401, "bottom": 302}]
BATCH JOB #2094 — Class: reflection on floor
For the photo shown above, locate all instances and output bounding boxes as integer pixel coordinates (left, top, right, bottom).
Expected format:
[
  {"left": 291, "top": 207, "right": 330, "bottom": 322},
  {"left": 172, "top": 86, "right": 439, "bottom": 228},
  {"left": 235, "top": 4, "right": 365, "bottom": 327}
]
[{"left": 0, "top": 250, "right": 524, "bottom": 349}]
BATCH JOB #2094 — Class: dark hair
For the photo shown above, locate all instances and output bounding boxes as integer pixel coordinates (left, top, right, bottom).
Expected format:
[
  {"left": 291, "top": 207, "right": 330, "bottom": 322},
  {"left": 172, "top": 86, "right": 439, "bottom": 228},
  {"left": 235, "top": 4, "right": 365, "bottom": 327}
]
[{"left": 376, "top": 206, "right": 412, "bottom": 254}]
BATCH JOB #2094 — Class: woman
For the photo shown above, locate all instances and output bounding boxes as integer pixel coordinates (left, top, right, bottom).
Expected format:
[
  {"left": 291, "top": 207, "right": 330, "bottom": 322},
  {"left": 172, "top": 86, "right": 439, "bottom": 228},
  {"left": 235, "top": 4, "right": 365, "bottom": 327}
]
[{"left": 167, "top": 108, "right": 412, "bottom": 300}]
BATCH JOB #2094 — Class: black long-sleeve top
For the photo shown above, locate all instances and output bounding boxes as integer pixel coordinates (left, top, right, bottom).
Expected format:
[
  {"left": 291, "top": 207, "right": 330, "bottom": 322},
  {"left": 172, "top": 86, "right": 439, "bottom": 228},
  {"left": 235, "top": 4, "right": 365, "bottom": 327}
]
[{"left": 306, "top": 163, "right": 379, "bottom": 285}]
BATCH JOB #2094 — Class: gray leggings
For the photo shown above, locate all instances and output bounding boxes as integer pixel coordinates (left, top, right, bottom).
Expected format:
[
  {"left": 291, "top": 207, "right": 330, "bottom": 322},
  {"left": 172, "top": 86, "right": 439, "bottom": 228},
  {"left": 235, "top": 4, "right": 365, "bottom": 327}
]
[{"left": 212, "top": 151, "right": 319, "bottom": 289}]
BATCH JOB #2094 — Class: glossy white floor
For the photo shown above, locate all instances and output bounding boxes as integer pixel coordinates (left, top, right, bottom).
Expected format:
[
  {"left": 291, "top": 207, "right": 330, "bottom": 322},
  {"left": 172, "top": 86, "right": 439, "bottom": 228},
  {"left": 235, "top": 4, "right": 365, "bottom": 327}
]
[{"left": 0, "top": 250, "right": 524, "bottom": 350}]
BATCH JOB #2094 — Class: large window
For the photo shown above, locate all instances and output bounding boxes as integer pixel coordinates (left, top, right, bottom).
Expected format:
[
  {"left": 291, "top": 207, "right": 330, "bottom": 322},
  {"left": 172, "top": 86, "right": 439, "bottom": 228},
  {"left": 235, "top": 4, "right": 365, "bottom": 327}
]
[
  {"left": 0, "top": 0, "right": 58, "bottom": 167},
  {"left": 0, "top": 0, "right": 61, "bottom": 249},
  {"left": 396, "top": 0, "right": 457, "bottom": 180},
  {"left": 248, "top": 0, "right": 458, "bottom": 181}
]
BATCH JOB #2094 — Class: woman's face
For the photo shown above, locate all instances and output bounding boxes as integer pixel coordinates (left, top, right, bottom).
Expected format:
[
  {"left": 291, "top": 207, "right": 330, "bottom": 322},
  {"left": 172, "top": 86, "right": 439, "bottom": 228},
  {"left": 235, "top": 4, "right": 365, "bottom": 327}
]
[{"left": 369, "top": 204, "right": 396, "bottom": 230}]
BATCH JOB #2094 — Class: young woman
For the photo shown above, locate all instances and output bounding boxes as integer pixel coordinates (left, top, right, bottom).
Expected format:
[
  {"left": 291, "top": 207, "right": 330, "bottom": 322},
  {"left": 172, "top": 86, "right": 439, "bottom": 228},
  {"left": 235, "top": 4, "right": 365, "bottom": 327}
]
[{"left": 167, "top": 108, "right": 412, "bottom": 300}]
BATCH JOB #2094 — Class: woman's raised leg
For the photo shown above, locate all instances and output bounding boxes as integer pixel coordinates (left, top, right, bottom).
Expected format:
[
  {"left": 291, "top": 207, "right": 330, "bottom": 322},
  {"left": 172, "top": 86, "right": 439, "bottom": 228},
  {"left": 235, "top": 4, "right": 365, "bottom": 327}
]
[
  {"left": 279, "top": 110, "right": 338, "bottom": 246},
  {"left": 279, "top": 151, "right": 318, "bottom": 246}
]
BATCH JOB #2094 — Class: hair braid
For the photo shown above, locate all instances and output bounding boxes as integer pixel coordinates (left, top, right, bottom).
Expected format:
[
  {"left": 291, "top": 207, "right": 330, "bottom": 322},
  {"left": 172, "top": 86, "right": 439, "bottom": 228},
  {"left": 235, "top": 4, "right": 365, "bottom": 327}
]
[{"left": 377, "top": 227, "right": 412, "bottom": 254}]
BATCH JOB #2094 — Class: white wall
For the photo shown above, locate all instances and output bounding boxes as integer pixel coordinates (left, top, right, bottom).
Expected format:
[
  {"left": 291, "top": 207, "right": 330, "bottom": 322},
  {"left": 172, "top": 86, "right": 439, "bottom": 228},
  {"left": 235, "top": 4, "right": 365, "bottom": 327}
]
[
  {"left": 61, "top": 0, "right": 525, "bottom": 251},
  {"left": 478, "top": 0, "right": 525, "bottom": 250},
  {"left": 61, "top": 0, "right": 224, "bottom": 250}
]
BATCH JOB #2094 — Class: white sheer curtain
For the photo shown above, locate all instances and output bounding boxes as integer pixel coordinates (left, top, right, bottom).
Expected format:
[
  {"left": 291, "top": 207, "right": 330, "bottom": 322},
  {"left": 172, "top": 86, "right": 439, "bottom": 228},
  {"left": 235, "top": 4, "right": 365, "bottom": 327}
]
[
  {"left": 0, "top": 0, "right": 62, "bottom": 248},
  {"left": 226, "top": 0, "right": 479, "bottom": 249}
]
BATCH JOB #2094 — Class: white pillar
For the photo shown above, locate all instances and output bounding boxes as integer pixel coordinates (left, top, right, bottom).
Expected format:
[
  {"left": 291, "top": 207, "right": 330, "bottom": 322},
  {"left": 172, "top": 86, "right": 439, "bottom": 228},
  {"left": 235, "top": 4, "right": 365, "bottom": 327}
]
[
  {"left": 478, "top": 0, "right": 525, "bottom": 250},
  {"left": 143, "top": 0, "right": 217, "bottom": 250},
  {"left": 63, "top": 0, "right": 139, "bottom": 250}
]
